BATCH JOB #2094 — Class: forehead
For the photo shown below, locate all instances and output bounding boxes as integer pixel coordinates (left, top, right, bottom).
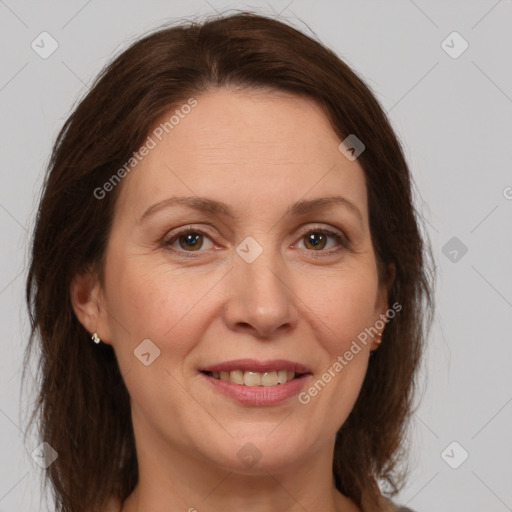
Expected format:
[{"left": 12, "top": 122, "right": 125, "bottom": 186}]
[{"left": 115, "top": 87, "right": 368, "bottom": 222}]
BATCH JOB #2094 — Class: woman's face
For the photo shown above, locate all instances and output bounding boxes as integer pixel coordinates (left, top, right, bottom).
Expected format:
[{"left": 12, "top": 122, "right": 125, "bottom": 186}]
[{"left": 85, "top": 88, "right": 389, "bottom": 474}]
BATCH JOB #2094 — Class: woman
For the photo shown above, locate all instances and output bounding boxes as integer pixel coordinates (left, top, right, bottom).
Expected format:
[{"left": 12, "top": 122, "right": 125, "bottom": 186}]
[{"left": 25, "top": 11, "right": 433, "bottom": 512}]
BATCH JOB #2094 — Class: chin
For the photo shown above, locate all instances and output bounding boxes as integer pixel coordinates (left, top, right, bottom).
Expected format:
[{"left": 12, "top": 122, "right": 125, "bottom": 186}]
[{"left": 200, "top": 432, "right": 313, "bottom": 475}]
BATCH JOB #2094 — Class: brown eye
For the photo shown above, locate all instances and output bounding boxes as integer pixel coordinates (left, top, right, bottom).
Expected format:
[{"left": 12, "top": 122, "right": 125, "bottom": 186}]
[
  {"left": 303, "top": 232, "right": 328, "bottom": 250},
  {"left": 164, "top": 229, "right": 215, "bottom": 255},
  {"left": 296, "top": 228, "right": 347, "bottom": 253},
  {"left": 177, "top": 232, "right": 204, "bottom": 251}
]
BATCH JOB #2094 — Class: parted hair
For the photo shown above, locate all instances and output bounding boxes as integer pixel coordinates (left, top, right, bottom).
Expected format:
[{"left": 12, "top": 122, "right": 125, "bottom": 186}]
[{"left": 24, "top": 11, "right": 433, "bottom": 512}]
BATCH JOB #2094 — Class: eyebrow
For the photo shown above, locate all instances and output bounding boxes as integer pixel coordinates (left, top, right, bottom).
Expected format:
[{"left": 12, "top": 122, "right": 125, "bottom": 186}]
[{"left": 137, "top": 195, "right": 363, "bottom": 224}]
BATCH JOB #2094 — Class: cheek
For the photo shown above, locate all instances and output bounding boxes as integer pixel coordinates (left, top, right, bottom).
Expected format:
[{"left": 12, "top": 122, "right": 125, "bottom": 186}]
[
  {"left": 105, "top": 252, "right": 211, "bottom": 343},
  {"left": 297, "top": 272, "right": 377, "bottom": 418},
  {"left": 302, "top": 265, "right": 380, "bottom": 349},
  {"left": 105, "top": 243, "right": 381, "bottom": 354},
  {"left": 103, "top": 256, "right": 205, "bottom": 422},
  {"left": 291, "top": 270, "right": 378, "bottom": 442}
]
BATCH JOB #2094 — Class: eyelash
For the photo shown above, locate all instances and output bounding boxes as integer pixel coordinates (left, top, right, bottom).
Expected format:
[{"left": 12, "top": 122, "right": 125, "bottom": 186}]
[{"left": 162, "top": 225, "right": 350, "bottom": 259}]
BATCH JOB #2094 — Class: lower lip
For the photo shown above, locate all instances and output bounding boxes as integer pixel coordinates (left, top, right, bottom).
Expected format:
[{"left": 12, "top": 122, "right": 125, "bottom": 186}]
[{"left": 200, "top": 372, "right": 311, "bottom": 406}]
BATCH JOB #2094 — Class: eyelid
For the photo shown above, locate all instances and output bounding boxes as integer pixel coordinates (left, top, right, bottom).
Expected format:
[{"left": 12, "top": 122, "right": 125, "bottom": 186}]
[
  {"left": 162, "top": 225, "right": 217, "bottom": 258},
  {"left": 292, "top": 224, "right": 350, "bottom": 252},
  {"left": 162, "top": 223, "right": 350, "bottom": 258}
]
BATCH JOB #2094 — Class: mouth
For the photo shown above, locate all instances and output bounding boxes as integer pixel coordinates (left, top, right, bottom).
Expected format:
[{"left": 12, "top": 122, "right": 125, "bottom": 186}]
[
  {"left": 201, "top": 369, "right": 306, "bottom": 386},
  {"left": 198, "top": 359, "right": 312, "bottom": 406}
]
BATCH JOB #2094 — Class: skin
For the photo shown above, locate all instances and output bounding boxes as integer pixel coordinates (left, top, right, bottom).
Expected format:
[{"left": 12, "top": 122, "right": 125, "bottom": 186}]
[{"left": 71, "top": 88, "right": 390, "bottom": 512}]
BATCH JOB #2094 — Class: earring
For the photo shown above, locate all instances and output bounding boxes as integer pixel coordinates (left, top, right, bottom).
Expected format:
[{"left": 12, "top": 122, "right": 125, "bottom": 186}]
[
  {"left": 91, "top": 332, "right": 101, "bottom": 344},
  {"left": 370, "top": 332, "right": 382, "bottom": 356}
]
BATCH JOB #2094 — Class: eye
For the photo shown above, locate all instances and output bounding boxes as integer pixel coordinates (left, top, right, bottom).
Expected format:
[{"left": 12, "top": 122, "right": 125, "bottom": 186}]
[
  {"left": 293, "top": 226, "right": 348, "bottom": 255},
  {"left": 162, "top": 225, "right": 349, "bottom": 258},
  {"left": 163, "top": 227, "right": 215, "bottom": 256}
]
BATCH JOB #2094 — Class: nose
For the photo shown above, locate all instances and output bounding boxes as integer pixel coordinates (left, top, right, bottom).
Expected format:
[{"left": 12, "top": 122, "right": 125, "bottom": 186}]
[{"left": 223, "top": 245, "right": 298, "bottom": 339}]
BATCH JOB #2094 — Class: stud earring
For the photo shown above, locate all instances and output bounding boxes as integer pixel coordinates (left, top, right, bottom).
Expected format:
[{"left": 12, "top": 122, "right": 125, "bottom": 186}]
[
  {"left": 370, "top": 332, "right": 382, "bottom": 356},
  {"left": 91, "top": 332, "right": 101, "bottom": 344}
]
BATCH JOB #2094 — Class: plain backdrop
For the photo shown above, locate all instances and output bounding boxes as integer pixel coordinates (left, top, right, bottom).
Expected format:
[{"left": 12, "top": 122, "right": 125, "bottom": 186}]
[{"left": 1, "top": 1, "right": 511, "bottom": 511}]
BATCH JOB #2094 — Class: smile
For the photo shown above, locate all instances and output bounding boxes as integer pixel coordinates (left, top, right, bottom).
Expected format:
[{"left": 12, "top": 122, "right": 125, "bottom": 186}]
[
  {"left": 199, "top": 359, "right": 312, "bottom": 406},
  {"left": 203, "top": 369, "right": 301, "bottom": 386}
]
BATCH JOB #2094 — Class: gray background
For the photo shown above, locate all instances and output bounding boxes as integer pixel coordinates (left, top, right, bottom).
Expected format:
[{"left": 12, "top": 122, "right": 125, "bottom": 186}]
[{"left": 1, "top": 1, "right": 511, "bottom": 511}]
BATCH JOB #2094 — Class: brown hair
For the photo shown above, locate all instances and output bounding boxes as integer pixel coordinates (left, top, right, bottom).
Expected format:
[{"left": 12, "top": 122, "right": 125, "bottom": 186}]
[{"left": 24, "top": 11, "right": 433, "bottom": 512}]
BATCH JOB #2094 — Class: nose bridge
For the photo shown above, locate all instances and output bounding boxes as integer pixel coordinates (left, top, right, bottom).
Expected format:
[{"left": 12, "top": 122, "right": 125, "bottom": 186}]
[
  {"left": 236, "top": 234, "right": 288, "bottom": 302},
  {"left": 224, "top": 234, "right": 296, "bottom": 336}
]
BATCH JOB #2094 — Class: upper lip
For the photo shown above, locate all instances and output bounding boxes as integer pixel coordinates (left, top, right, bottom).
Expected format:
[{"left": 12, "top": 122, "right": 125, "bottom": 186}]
[{"left": 200, "top": 359, "right": 311, "bottom": 374}]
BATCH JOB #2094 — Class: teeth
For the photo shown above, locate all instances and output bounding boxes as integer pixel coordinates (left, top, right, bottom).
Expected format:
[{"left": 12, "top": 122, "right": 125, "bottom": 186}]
[
  {"left": 210, "top": 369, "right": 298, "bottom": 386},
  {"left": 244, "top": 371, "right": 261, "bottom": 386},
  {"left": 230, "top": 370, "right": 244, "bottom": 385},
  {"left": 277, "top": 370, "right": 288, "bottom": 384},
  {"left": 261, "top": 371, "right": 278, "bottom": 386}
]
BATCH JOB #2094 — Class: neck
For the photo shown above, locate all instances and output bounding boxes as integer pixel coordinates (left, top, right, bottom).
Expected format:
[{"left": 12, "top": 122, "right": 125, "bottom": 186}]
[{"left": 120, "top": 411, "right": 361, "bottom": 512}]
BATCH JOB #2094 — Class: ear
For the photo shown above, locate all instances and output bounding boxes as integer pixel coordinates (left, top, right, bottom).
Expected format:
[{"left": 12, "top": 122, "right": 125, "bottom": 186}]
[
  {"left": 70, "top": 268, "right": 112, "bottom": 344},
  {"left": 376, "top": 262, "right": 395, "bottom": 310},
  {"left": 371, "top": 262, "right": 396, "bottom": 350}
]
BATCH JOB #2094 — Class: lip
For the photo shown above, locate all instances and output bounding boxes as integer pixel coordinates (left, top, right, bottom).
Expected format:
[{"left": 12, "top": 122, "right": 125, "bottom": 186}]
[
  {"left": 199, "top": 358, "right": 311, "bottom": 374},
  {"left": 200, "top": 372, "right": 312, "bottom": 406},
  {"left": 199, "top": 359, "right": 312, "bottom": 406}
]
